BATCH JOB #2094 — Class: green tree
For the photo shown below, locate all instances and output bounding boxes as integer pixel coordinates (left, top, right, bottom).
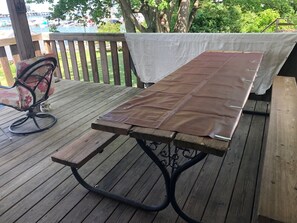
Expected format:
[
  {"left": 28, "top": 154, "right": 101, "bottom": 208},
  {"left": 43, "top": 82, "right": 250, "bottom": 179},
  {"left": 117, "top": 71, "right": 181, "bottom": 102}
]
[
  {"left": 190, "top": 1, "right": 242, "bottom": 33},
  {"left": 223, "top": 0, "right": 296, "bottom": 16},
  {"left": 26, "top": 0, "right": 203, "bottom": 33},
  {"left": 241, "top": 9, "right": 280, "bottom": 32}
]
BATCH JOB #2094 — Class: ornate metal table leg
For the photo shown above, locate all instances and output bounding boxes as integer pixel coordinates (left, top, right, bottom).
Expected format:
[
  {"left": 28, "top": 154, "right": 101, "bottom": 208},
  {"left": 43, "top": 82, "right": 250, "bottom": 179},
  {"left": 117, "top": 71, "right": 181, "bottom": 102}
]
[
  {"left": 170, "top": 152, "right": 207, "bottom": 223},
  {"left": 136, "top": 139, "right": 208, "bottom": 223}
]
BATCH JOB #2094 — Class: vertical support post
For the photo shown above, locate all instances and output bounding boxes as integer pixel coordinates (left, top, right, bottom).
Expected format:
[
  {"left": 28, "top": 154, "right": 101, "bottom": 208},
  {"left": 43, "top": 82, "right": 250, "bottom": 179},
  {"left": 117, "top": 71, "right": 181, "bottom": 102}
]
[{"left": 6, "top": 0, "right": 35, "bottom": 60}]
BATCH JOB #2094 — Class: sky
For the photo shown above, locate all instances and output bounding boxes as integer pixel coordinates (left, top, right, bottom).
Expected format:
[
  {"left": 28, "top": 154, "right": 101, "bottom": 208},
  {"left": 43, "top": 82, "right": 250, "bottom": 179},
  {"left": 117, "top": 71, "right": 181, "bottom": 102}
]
[{"left": 0, "top": 0, "right": 51, "bottom": 14}]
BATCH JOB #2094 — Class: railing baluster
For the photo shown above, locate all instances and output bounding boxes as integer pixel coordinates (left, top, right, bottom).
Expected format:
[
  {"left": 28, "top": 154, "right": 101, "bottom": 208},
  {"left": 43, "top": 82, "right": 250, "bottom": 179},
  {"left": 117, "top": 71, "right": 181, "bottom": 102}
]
[
  {"left": 44, "top": 40, "right": 60, "bottom": 78},
  {"left": 10, "top": 44, "right": 20, "bottom": 64},
  {"left": 68, "top": 41, "right": 80, "bottom": 81},
  {"left": 48, "top": 40, "right": 62, "bottom": 78},
  {"left": 58, "top": 40, "right": 71, "bottom": 80},
  {"left": 110, "top": 41, "right": 120, "bottom": 85},
  {"left": 99, "top": 41, "right": 109, "bottom": 84},
  {"left": 122, "top": 41, "right": 132, "bottom": 87},
  {"left": 33, "top": 41, "right": 42, "bottom": 56},
  {"left": 0, "top": 46, "right": 14, "bottom": 86},
  {"left": 88, "top": 41, "right": 99, "bottom": 83},
  {"left": 78, "top": 41, "right": 89, "bottom": 82},
  {"left": 44, "top": 40, "right": 52, "bottom": 53},
  {"left": 137, "top": 76, "right": 144, "bottom": 88}
]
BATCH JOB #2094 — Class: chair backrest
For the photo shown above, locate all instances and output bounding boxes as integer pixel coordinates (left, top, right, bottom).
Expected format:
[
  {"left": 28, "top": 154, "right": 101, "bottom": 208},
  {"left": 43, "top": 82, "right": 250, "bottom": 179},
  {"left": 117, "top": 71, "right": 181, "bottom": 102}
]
[{"left": 15, "top": 55, "right": 57, "bottom": 110}]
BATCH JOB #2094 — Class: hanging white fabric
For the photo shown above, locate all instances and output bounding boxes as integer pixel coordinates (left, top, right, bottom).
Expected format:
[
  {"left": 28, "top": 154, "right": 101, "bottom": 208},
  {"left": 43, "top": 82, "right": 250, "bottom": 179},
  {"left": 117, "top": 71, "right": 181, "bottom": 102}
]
[{"left": 125, "top": 33, "right": 297, "bottom": 95}]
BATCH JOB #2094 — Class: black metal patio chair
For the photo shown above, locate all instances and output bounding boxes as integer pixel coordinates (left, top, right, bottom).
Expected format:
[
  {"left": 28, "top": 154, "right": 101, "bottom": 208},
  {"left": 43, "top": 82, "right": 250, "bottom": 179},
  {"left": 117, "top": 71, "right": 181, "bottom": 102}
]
[{"left": 0, "top": 55, "right": 58, "bottom": 134}]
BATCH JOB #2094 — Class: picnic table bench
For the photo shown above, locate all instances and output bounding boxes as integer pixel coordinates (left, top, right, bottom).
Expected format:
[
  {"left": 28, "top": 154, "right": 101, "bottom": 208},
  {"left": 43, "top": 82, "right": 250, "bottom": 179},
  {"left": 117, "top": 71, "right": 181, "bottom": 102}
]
[{"left": 257, "top": 76, "right": 297, "bottom": 223}]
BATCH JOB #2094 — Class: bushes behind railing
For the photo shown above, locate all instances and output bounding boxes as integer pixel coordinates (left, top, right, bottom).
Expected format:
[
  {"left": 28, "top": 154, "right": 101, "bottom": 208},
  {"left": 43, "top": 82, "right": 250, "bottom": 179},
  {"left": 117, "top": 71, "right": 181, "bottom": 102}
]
[{"left": 0, "top": 33, "right": 144, "bottom": 88}]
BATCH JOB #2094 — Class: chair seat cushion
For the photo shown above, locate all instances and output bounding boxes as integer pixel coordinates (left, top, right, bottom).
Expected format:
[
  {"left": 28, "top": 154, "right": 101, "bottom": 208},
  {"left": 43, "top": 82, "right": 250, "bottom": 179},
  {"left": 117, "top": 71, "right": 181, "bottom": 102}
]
[
  {"left": 19, "top": 76, "right": 54, "bottom": 106},
  {"left": 16, "top": 85, "right": 34, "bottom": 109},
  {"left": 0, "top": 87, "right": 21, "bottom": 108}
]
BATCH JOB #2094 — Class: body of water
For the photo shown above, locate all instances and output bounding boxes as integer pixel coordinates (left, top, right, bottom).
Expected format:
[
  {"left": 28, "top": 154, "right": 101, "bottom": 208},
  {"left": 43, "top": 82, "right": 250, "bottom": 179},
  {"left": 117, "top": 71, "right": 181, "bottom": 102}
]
[{"left": 0, "top": 16, "right": 98, "bottom": 35}]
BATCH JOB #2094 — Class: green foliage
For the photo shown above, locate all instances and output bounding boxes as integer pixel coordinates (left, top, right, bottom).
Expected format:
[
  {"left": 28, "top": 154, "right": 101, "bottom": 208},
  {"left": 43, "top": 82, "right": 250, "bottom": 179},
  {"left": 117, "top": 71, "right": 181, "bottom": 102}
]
[
  {"left": 49, "top": 24, "right": 59, "bottom": 32},
  {"left": 27, "top": 0, "right": 112, "bottom": 24},
  {"left": 223, "top": 0, "right": 296, "bottom": 16},
  {"left": 190, "top": 1, "right": 242, "bottom": 33},
  {"left": 98, "top": 23, "right": 121, "bottom": 33},
  {"left": 241, "top": 9, "right": 280, "bottom": 32},
  {"left": 27, "top": 0, "right": 297, "bottom": 33}
]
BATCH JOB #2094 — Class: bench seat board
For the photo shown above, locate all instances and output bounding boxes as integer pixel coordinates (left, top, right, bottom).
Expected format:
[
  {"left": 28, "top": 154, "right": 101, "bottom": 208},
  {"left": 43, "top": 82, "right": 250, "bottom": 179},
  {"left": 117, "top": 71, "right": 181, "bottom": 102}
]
[
  {"left": 258, "top": 76, "right": 297, "bottom": 223},
  {"left": 51, "top": 129, "right": 118, "bottom": 169}
]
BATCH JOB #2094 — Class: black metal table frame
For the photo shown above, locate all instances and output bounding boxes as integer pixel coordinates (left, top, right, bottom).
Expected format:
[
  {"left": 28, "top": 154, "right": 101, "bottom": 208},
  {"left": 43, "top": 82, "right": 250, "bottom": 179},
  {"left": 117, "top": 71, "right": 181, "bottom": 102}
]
[{"left": 71, "top": 138, "right": 207, "bottom": 223}]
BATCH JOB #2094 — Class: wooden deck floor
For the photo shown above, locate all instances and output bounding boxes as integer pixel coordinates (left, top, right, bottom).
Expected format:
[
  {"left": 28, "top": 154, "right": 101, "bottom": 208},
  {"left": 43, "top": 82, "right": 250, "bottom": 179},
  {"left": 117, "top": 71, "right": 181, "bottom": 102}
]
[{"left": 0, "top": 80, "right": 269, "bottom": 223}]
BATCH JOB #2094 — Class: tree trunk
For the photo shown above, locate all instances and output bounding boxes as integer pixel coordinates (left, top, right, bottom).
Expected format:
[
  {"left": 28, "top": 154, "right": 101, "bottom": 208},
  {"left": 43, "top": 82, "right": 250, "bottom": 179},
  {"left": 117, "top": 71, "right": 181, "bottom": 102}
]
[
  {"left": 140, "top": 3, "right": 157, "bottom": 32},
  {"left": 174, "top": 0, "right": 190, "bottom": 32},
  {"left": 117, "top": 0, "right": 145, "bottom": 32},
  {"left": 188, "top": 0, "right": 200, "bottom": 31},
  {"left": 159, "top": 12, "right": 170, "bottom": 33},
  {"left": 119, "top": 1, "right": 136, "bottom": 32}
]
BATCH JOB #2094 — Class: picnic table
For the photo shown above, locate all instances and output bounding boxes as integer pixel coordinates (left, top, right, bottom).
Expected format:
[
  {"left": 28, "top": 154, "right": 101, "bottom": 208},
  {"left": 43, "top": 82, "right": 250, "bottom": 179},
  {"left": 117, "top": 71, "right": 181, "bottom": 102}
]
[
  {"left": 91, "top": 51, "right": 263, "bottom": 222},
  {"left": 83, "top": 51, "right": 264, "bottom": 222}
]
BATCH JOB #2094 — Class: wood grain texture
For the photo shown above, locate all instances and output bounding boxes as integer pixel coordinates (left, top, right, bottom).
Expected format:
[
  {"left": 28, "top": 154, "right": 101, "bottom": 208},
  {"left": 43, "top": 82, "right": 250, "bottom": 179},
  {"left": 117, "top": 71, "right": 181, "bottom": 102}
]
[
  {"left": 58, "top": 41, "right": 71, "bottom": 79},
  {"left": 137, "top": 76, "right": 144, "bottom": 89},
  {"left": 201, "top": 101, "right": 255, "bottom": 223},
  {"left": 50, "top": 41, "right": 62, "bottom": 78},
  {"left": 0, "top": 34, "right": 42, "bottom": 47},
  {"left": 10, "top": 44, "right": 20, "bottom": 64},
  {"left": 174, "top": 133, "right": 229, "bottom": 156},
  {"left": 122, "top": 41, "right": 132, "bottom": 87},
  {"left": 110, "top": 41, "right": 120, "bottom": 85},
  {"left": 33, "top": 41, "right": 42, "bottom": 56},
  {"left": 51, "top": 129, "right": 118, "bottom": 169},
  {"left": 99, "top": 41, "right": 109, "bottom": 84},
  {"left": 258, "top": 76, "right": 297, "bottom": 223},
  {"left": 92, "top": 119, "right": 132, "bottom": 135},
  {"left": 68, "top": 41, "right": 80, "bottom": 80},
  {"left": 130, "top": 127, "right": 175, "bottom": 143},
  {"left": 88, "top": 41, "right": 99, "bottom": 83},
  {"left": 6, "top": 0, "right": 35, "bottom": 60},
  {"left": 0, "top": 47, "right": 14, "bottom": 86},
  {"left": 42, "top": 33, "right": 126, "bottom": 42},
  {"left": 226, "top": 101, "right": 268, "bottom": 223},
  {"left": 78, "top": 41, "right": 89, "bottom": 81}
]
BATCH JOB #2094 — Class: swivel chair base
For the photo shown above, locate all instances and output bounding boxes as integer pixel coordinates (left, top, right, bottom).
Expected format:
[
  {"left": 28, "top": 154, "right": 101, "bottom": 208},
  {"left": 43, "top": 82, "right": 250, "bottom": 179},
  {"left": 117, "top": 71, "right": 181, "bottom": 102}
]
[{"left": 9, "top": 111, "right": 57, "bottom": 135}]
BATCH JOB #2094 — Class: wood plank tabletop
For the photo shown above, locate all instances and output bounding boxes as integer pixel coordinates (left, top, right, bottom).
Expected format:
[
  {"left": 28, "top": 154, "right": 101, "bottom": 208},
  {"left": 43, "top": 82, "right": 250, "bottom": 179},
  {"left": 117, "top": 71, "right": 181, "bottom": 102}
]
[{"left": 92, "top": 51, "right": 263, "bottom": 156}]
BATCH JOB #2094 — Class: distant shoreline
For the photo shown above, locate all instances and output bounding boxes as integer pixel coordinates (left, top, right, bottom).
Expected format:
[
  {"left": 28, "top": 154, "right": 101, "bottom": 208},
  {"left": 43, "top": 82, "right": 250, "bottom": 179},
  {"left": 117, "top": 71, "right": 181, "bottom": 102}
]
[
  {"left": 0, "top": 12, "right": 50, "bottom": 18},
  {"left": 0, "top": 15, "right": 98, "bottom": 38}
]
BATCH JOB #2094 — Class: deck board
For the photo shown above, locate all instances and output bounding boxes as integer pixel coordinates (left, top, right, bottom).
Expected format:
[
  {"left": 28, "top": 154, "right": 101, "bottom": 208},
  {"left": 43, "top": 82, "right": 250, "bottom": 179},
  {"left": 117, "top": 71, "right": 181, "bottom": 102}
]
[{"left": 0, "top": 80, "right": 268, "bottom": 223}]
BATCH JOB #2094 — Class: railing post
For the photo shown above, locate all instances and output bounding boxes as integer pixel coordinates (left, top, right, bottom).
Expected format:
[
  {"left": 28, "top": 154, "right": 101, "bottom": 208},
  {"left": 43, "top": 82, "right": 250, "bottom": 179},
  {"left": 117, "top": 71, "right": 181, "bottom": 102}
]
[{"left": 6, "top": 0, "right": 35, "bottom": 60}]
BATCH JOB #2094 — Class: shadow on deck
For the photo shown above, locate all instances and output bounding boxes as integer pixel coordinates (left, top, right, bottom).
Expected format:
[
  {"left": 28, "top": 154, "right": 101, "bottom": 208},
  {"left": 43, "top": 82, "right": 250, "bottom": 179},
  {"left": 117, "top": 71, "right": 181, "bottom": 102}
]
[{"left": 0, "top": 80, "right": 269, "bottom": 223}]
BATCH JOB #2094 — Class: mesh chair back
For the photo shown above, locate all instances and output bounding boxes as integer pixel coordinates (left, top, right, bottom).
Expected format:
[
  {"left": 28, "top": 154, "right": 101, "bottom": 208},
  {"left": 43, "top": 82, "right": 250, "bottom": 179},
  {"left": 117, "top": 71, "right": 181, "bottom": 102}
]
[{"left": 16, "top": 56, "right": 57, "bottom": 110}]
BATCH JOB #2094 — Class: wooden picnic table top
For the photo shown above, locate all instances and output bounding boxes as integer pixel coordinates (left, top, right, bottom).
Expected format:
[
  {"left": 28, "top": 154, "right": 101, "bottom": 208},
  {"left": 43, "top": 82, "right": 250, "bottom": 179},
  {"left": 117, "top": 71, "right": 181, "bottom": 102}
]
[{"left": 92, "top": 51, "right": 263, "bottom": 156}]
